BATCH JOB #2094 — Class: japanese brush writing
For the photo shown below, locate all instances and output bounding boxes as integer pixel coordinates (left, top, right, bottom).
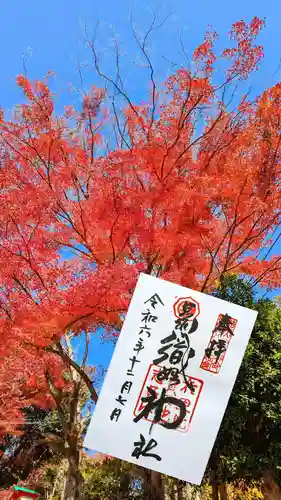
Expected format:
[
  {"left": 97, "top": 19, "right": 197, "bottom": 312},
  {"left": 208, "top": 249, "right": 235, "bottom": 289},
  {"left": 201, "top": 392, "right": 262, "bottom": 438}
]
[
  {"left": 153, "top": 296, "right": 200, "bottom": 392},
  {"left": 200, "top": 313, "right": 238, "bottom": 374},
  {"left": 110, "top": 293, "right": 164, "bottom": 423},
  {"left": 132, "top": 296, "right": 203, "bottom": 462},
  {"left": 85, "top": 273, "right": 257, "bottom": 485}
]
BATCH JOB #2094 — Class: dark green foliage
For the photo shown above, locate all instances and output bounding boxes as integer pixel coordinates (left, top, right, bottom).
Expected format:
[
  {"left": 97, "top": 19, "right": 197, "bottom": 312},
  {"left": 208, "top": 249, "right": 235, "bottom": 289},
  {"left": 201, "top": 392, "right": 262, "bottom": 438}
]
[
  {"left": 80, "top": 457, "right": 144, "bottom": 500},
  {"left": 0, "top": 406, "right": 63, "bottom": 489},
  {"left": 212, "top": 274, "right": 255, "bottom": 308},
  {"left": 211, "top": 275, "right": 281, "bottom": 483}
]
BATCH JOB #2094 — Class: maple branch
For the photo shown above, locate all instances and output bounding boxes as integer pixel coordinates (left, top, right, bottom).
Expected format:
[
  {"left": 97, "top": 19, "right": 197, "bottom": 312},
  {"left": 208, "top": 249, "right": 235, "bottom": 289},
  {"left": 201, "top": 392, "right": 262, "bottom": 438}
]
[
  {"left": 54, "top": 201, "right": 97, "bottom": 259},
  {"left": 62, "top": 305, "right": 125, "bottom": 333},
  {"left": 160, "top": 76, "right": 194, "bottom": 179},
  {"left": 200, "top": 223, "right": 237, "bottom": 292},
  {"left": 63, "top": 311, "right": 98, "bottom": 332},
  {"left": 111, "top": 96, "right": 131, "bottom": 150},
  {"left": 44, "top": 368, "right": 66, "bottom": 432},
  {"left": 250, "top": 256, "right": 281, "bottom": 288},
  {"left": 200, "top": 235, "right": 221, "bottom": 278},
  {"left": 71, "top": 172, "right": 88, "bottom": 241},
  {"left": 27, "top": 127, "right": 54, "bottom": 189},
  {"left": 1, "top": 127, "right": 97, "bottom": 266},
  {"left": 111, "top": 38, "right": 132, "bottom": 150},
  {"left": 47, "top": 343, "right": 98, "bottom": 403},
  {"left": 11, "top": 218, "right": 47, "bottom": 290},
  {"left": 0, "top": 301, "right": 12, "bottom": 320},
  {"left": 130, "top": 9, "right": 170, "bottom": 138},
  {"left": 12, "top": 273, "right": 39, "bottom": 305},
  {"left": 227, "top": 213, "right": 279, "bottom": 267},
  {"left": 169, "top": 80, "right": 248, "bottom": 177},
  {"left": 205, "top": 211, "right": 281, "bottom": 291},
  {"left": 223, "top": 176, "right": 249, "bottom": 270},
  {"left": 63, "top": 334, "right": 84, "bottom": 433},
  {"left": 145, "top": 251, "right": 160, "bottom": 275},
  {"left": 200, "top": 208, "right": 255, "bottom": 291},
  {"left": 203, "top": 134, "right": 237, "bottom": 171},
  {"left": 202, "top": 176, "right": 280, "bottom": 290},
  {"left": 262, "top": 230, "right": 281, "bottom": 261},
  {"left": 55, "top": 241, "right": 91, "bottom": 259},
  {"left": 88, "top": 115, "right": 95, "bottom": 164},
  {"left": 85, "top": 22, "right": 143, "bottom": 133},
  {"left": 167, "top": 105, "right": 224, "bottom": 178},
  {"left": 0, "top": 129, "right": 48, "bottom": 185},
  {"left": 81, "top": 332, "right": 90, "bottom": 371},
  {"left": 109, "top": 197, "right": 120, "bottom": 264}
]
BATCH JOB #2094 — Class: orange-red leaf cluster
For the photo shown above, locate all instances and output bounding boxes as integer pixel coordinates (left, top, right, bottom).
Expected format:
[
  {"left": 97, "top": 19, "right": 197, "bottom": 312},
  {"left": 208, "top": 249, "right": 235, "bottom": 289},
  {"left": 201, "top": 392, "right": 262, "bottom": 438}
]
[{"left": 0, "top": 17, "right": 280, "bottom": 430}]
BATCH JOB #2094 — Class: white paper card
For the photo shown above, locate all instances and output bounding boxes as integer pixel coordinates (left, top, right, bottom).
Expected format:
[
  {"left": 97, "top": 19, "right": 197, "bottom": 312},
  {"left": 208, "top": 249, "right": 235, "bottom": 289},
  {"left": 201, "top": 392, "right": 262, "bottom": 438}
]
[{"left": 84, "top": 273, "right": 257, "bottom": 484}]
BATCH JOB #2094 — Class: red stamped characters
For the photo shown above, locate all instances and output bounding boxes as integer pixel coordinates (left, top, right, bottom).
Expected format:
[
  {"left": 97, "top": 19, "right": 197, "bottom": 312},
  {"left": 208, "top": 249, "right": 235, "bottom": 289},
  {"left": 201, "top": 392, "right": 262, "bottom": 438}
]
[
  {"left": 134, "top": 364, "right": 203, "bottom": 433},
  {"left": 173, "top": 297, "right": 200, "bottom": 321},
  {"left": 200, "top": 313, "right": 238, "bottom": 374}
]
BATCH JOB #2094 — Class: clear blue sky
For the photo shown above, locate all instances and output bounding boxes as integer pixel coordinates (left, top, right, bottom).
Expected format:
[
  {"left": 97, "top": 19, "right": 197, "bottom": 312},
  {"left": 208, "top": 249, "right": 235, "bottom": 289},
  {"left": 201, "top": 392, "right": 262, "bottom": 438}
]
[
  {"left": 1, "top": 0, "right": 281, "bottom": 112},
  {"left": 1, "top": 0, "right": 281, "bottom": 373}
]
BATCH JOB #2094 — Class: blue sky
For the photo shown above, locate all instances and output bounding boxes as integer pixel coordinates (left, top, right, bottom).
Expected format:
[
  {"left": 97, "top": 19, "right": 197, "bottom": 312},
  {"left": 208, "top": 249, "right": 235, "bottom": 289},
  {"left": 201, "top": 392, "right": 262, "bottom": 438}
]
[
  {"left": 1, "top": 0, "right": 281, "bottom": 113},
  {"left": 1, "top": 0, "right": 281, "bottom": 373}
]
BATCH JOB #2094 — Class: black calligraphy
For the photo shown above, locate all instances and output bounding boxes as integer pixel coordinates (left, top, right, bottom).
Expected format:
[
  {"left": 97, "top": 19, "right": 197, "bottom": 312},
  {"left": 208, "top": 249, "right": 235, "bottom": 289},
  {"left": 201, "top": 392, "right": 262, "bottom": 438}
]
[
  {"left": 205, "top": 339, "right": 227, "bottom": 363},
  {"left": 133, "top": 387, "right": 186, "bottom": 431},
  {"left": 145, "top": 293, "right": 164, "bottom": 310},
  {"left": 213, "top": 313, "right": 235, "bottom": 336},
  {"left": 110, "top": 291, "right": 164, "bottom": 424},
  {"left": 132, "top": 433, "right": 162, "bottom": 462}
]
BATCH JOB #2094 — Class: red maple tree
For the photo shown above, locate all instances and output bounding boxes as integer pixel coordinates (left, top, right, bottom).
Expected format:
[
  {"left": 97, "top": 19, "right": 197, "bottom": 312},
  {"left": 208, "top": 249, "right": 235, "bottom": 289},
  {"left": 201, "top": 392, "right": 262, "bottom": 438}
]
[{"left": 0, "top": 16, "right": 280, "bottom": 499}]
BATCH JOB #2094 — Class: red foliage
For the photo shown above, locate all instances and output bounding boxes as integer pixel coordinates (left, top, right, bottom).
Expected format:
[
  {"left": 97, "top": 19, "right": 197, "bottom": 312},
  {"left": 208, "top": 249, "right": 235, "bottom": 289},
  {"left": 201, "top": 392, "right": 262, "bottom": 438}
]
[
  {"left": 0, "top": 17, "right": 280, "bottom": 430},
  {"left": 0, "top": 491, "right": 12, "bottom": 499}
]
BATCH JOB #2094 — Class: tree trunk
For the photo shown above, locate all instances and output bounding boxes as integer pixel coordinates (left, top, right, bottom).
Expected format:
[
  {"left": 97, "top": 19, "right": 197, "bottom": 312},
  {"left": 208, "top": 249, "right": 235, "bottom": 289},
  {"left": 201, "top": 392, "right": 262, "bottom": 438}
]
[
  {"left": 177, "top": 480, "right": 184, "bottom": 500},
  {"left": 209, "top": 463, "right": 219, "bottom": 500},
  {"left": 61, "top": 335, "right": 84, "bottom": 500},
  {"left": 219, "top": 483, "right": 228, "bottom": 500},
  {"left": 212, "top": 482, "right": 219, "bottom": 500},
  {"left": 209, "top": 446, "right": 220, "bottom": 500},
  {"left": 262, "top": 471, "right": 281, "bottom": 500},
  {"left": 143, "top": 470, "right": 164, "bottom": 500},
  {"left": 151, "top": 470, "right": 164, "bottom": 500},
  {"left": 63, "top": 446, "right": 83, "bottom": 500}
]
